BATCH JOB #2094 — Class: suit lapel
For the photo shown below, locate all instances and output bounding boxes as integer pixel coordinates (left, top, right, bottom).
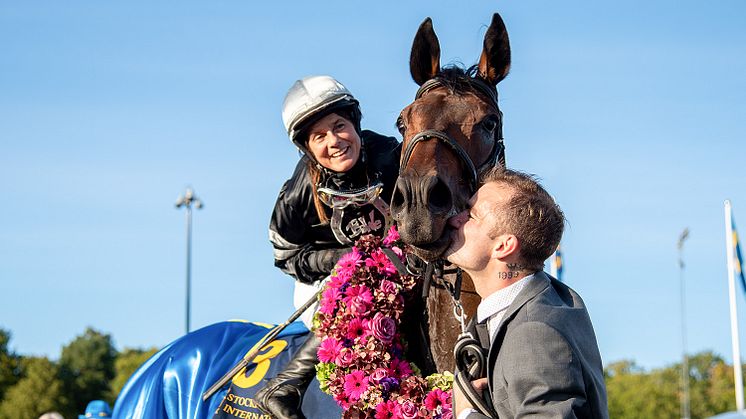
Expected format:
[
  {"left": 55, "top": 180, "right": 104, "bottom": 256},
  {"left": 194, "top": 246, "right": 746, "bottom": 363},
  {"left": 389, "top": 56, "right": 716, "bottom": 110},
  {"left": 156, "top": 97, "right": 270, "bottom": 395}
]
[{"left": 486, "top": 271, "right": 552, "bottom": 366}]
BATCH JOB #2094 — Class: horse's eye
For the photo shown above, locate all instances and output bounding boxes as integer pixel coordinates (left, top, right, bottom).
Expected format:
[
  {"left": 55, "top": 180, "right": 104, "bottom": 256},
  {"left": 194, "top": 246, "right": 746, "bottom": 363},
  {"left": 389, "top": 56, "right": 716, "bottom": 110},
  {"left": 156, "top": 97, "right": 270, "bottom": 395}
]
[
  {"left": 396, "top": 117, "right": 407, "bottom": 135},
  {"left": 482, "top": 116, "right": 498, "bottom": 133}
]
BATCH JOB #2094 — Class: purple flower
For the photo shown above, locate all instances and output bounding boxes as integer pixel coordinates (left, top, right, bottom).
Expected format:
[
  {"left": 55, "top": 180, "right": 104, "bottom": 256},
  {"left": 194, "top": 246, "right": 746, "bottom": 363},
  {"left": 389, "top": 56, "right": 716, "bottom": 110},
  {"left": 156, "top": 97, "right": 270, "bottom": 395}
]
[
  {"left": 379, "top": 377, "right": 400, "bottom": 394},
  {"left": 370, "top": 313, "right": 396, "bottom": 344}
]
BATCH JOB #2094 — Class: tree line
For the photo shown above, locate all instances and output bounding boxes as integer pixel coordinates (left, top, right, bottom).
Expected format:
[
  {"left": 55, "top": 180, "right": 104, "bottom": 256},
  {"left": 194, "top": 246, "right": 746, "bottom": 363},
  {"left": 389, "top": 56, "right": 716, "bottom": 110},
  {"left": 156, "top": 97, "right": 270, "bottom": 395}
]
[
  {"left": 0, "top": 327, "right": 156, "bottom": 419},
  {"left": 0, "top": 326, "right": 742, "bottom": 419}
]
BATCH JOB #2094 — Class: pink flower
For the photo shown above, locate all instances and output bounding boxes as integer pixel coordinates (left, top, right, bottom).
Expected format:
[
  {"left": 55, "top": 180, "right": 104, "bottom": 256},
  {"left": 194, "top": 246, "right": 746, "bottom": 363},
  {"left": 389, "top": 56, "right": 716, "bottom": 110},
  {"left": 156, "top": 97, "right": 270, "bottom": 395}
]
[
  {"left": 337, "top": 248, "right": 363, "bottom": 270},
  {"left": 424, "top": 388, "right": 451, "bottom": 410},
  {"left": 380, "top": 279, "right": 399, "bottom": 296},
  {"left": 365, "top": 249, "right": 398, "bottom": 276},
  {"left": 369, "top": 367, "right": 389, "bottom": 384},
  {"left": 319, "top": 287, "right": 341, "bottom": 315},
  {"left": 370, "top": 313, "right": 396, "bottom": 344},
  {"left": 343, "top": 370, "right": 369, "bottom": 401},
  {"left": 397, "top": 400, "right": 419, "bottom": 419},
  {"left": 344, "top": 285, "right": 373, "bottom": 315},
  {"left": 336, "top": 348, "right": 355, "bottom": 367},
  {"left": 390, "top": 358, "right": 413, "bottom": 378},
  {"left": 327, "top": 274, "right": 348, "bottom": 291},
  {"left": 382, "top": 225, "right": 400, "bottom": 246},
  {"left": 317, "top": 338, "right": 343, "bottom": 363},
  {"left": 346, "top": 317, "right": 368, "bottom": 341},
  {"left": 375, "top": 400, "right": 401, "bottom": 419}
]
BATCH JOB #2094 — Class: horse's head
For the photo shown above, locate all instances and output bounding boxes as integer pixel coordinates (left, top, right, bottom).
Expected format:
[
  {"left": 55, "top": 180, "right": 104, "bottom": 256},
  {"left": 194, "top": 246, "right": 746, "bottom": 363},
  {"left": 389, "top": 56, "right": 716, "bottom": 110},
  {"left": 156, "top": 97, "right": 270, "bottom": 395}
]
[{"left": 391, "top": 14, "right": 511, "bottom": 261}]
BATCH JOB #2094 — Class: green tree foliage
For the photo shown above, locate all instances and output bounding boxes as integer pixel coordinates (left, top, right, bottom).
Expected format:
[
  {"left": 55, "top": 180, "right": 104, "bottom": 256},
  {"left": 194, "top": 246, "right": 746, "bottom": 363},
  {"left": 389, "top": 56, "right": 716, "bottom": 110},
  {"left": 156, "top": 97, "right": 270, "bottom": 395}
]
[
  {"left": 605, "top": 351, "right": 744, "bottom": 419},
  {"left": 0, "top": 357, "right": 65, "bottom": 419},
  {"left": 107, "top": 347, "right": 158, "bottom": 403},
  {"left": 0, "top": 329, "right": 21, "bottom": 402},
  {"left": 58, "top": 327, "right": 117, "bottom": 415}
]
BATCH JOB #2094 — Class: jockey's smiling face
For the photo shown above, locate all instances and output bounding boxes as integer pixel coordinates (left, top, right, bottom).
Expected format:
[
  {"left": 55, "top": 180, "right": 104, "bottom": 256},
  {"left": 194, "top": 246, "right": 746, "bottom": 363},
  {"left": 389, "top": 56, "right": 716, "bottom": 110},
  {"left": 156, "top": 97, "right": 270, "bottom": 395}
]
[{"left": 306, "top": 113, "right": 361, "bottom": 173}]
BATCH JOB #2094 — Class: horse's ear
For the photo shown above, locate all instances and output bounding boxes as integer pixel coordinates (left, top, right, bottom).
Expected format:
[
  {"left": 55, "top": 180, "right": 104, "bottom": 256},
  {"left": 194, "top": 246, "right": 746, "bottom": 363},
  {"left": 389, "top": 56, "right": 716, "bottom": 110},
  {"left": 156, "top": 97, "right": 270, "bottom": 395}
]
[
  {"left": 478, "top": 13, "right": 511, "bottom": 86},
  {"left": 410, "top": 17, "right": 441, "bottom": 86}
]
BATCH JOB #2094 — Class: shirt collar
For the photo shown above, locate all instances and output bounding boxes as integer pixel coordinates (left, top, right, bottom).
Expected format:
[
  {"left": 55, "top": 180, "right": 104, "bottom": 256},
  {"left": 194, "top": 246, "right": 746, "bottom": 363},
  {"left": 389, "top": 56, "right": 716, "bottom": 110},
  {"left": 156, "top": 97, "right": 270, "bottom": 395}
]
[{"left": 476, "top": 273, "right": 535, "bottom": 323}]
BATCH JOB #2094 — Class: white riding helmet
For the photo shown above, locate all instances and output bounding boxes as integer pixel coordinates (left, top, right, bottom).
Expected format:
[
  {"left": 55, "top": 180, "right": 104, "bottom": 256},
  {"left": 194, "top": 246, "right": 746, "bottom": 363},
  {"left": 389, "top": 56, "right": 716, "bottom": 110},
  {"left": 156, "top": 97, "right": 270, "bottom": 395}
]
[{"left": 281, "top": 75, "right": 361, "bottom": 147}]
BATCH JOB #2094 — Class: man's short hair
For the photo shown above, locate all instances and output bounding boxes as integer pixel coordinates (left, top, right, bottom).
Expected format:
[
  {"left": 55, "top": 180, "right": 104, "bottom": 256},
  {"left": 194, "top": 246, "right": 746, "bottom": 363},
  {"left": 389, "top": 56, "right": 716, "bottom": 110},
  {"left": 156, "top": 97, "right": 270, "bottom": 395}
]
[{"left": 480, "top": 167, "right": 565, "bottom": 271}]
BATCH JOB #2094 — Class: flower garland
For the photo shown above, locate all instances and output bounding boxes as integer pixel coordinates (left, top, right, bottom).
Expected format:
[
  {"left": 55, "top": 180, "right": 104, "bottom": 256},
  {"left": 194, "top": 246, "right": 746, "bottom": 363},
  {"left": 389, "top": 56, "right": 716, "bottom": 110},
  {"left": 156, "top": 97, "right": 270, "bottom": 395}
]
[{"left": 314, "top": 226, "right": 453, "bottom": 419}]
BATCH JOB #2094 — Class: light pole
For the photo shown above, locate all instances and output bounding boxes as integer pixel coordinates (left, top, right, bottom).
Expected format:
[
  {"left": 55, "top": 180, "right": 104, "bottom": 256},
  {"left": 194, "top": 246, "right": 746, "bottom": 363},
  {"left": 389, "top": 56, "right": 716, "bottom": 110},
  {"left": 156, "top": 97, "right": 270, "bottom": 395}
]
[
  {"left": 176, "top": 187, "right": 203, "bottom": 334},
  {"left": 678, "top": 228, "right": 690, "bottom": 419}
]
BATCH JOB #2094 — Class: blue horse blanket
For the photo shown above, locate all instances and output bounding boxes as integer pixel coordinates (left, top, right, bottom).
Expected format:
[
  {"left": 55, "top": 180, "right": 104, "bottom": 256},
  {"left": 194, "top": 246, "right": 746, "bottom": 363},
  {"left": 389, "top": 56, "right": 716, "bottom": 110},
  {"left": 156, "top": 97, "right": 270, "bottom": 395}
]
[{"left": 112, "top": 321, "right": 340, "bottom": 419}]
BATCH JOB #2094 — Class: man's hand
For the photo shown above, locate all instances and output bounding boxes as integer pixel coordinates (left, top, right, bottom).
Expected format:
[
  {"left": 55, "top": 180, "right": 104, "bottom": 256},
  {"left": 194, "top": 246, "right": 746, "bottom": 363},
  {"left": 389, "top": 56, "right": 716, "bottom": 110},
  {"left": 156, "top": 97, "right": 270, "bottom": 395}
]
[{"left": 453, "top": 378, "right": 488, "bottom": 417}]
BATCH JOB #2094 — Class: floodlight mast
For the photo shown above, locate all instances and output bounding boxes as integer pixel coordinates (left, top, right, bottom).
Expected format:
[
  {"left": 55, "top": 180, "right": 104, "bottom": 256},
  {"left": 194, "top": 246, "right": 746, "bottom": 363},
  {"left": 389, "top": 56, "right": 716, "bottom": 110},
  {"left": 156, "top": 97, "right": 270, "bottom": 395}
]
[{"left": 175, "top": 187, "right": 203, "bottom": 334}]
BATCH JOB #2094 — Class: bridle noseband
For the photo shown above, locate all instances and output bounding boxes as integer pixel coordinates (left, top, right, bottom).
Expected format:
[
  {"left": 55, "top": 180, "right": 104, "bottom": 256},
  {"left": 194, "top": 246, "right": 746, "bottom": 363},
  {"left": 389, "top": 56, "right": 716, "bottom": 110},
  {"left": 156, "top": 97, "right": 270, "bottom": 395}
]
[{"left": 399, "top": 77, "right": 506, "bottom": 195}]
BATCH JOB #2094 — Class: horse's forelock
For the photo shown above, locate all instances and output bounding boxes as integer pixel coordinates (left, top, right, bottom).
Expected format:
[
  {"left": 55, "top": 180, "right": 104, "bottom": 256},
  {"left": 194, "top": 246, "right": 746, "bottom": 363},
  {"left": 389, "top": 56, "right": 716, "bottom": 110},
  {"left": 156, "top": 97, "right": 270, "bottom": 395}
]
[{"left": 429, "top": 65, "right": 498, "bottom": 110}]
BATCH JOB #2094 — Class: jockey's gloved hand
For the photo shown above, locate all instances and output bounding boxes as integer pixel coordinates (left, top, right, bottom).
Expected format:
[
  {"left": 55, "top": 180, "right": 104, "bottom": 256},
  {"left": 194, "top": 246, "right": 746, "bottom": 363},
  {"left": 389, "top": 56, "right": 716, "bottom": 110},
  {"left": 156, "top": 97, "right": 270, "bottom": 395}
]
[{"left": 310, "top": 247, "right": 353, "bottom": 275}]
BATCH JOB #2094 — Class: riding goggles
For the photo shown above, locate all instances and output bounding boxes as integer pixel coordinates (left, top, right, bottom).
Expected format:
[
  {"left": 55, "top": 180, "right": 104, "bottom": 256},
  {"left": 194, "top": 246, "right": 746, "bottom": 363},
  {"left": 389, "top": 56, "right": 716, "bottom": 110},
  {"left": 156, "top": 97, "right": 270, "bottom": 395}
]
[{"left": 317, "top": 181, "right": 384, "bottom": 209}]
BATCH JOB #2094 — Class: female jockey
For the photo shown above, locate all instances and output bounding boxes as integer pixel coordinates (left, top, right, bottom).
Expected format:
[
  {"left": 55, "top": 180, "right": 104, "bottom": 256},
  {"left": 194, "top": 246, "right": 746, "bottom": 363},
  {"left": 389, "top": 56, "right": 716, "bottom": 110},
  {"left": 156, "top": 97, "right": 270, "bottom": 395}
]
[{"left": 255, "top": 75, "right": 400, "bottom": 419}]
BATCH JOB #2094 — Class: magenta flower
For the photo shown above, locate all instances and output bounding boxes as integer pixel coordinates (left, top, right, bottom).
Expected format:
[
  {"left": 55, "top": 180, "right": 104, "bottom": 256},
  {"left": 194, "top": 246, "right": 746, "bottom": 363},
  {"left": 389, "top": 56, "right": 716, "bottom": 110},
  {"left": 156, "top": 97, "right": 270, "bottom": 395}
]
[
  {"left": 317, "top": 338, "right": 343, "bottom": 363},
  {"left": 390, "top": 358, "right": 413, "bottom": 378},
  {"left": 313, "top": 229, "right": 451, "bottom": 416},
  {"left": 382, "top": 225, "right": 400, "bottom": 246},
  {"left": 345, "top": 317, "right": 368, "bottom": 341},
  {"left": 343, "top": 370, "right": 369, "bottom": 401},
  {"left": 424, "top": 388, "right": 451, "bottom": 410},
  {"left": 365, "top": 249, "right": 398, "bottom": 276},
  {"left": 319, "top": 287, "right": 341, "bottom": 315},
  {"left": 337, "top": 248, "right": 363, "bottom": 270},
  {"left": 375, "top": 400, "right": 400, "bottom": 419}
]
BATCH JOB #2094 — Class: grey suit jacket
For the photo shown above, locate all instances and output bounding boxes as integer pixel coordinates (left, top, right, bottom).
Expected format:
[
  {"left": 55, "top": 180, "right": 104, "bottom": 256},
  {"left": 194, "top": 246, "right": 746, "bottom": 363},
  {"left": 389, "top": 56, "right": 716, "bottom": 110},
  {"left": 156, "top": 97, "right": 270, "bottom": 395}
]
[{"left": 466, "top": 271, "right": 608, "bottom": 418}]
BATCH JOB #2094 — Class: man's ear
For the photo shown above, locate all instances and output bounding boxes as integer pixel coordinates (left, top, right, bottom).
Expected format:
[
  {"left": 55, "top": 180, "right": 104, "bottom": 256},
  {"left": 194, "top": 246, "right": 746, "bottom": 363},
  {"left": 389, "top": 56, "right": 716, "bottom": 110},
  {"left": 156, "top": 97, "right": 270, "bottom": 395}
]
[{"left": 492, "top": 234, "right": 519, "bottom": 260}]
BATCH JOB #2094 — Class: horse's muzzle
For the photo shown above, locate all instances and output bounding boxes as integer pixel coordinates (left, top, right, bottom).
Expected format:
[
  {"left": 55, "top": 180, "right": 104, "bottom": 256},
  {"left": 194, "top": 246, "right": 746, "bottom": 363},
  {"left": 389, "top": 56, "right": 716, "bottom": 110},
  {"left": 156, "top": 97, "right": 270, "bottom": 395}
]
[{"left": 391, "top": 174, "right": 454, "bottom": 260}]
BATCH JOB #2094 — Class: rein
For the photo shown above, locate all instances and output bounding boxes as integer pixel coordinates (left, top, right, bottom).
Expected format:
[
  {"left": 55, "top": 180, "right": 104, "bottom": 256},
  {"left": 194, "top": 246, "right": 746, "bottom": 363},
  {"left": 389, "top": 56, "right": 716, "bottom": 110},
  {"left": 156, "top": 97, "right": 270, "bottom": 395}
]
[{"left": 399, "top": 77, "right": 506, "bottom": 195}]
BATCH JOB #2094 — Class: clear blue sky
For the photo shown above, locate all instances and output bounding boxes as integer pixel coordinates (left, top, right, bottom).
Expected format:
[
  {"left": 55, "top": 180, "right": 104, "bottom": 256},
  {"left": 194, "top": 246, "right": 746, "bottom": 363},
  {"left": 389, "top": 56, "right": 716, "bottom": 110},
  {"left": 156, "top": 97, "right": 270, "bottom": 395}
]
[{"left": 1, "top": 1, "right": 745, "bottom": 370}]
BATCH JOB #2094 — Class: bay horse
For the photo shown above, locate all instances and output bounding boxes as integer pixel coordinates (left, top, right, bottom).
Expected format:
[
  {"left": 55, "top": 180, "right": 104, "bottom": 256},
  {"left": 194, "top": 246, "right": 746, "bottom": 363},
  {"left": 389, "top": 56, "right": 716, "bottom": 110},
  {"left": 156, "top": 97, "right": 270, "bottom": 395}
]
[{"left": 393, "top": 13, "right": 511, "bottom": 372}]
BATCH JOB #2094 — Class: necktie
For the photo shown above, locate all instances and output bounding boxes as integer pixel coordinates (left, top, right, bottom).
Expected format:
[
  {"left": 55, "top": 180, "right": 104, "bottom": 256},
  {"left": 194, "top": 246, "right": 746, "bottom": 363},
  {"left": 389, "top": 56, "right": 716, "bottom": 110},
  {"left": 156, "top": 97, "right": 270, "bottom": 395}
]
[{"left": 475, "top": 321, "right": 491, "bottom": 351}]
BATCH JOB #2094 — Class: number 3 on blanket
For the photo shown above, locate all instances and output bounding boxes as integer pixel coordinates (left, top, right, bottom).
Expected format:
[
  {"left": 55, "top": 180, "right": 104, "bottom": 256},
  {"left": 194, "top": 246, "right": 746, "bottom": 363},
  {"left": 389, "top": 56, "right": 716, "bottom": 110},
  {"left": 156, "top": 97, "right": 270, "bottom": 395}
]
[{"left": 232, "top": 340, "right": 288, "bottom": 388}]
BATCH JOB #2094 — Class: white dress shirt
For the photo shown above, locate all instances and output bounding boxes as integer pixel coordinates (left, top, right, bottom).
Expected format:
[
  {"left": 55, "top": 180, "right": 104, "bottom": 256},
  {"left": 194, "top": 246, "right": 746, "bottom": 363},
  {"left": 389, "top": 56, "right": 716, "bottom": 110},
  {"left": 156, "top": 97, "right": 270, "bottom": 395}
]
[
  {"left": 457, "top": 273, "right": 534, "bottom": 419},
  {"left": 476, "top": 274, "right": 532, "bottom": 342}
]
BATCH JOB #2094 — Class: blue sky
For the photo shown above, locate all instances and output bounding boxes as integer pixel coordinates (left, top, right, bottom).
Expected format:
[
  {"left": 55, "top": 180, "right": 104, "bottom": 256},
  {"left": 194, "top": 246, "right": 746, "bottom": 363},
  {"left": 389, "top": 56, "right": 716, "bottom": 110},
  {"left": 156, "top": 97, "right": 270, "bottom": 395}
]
[{"left": 1, "top": 1, "right": 745, "bottom": 370}]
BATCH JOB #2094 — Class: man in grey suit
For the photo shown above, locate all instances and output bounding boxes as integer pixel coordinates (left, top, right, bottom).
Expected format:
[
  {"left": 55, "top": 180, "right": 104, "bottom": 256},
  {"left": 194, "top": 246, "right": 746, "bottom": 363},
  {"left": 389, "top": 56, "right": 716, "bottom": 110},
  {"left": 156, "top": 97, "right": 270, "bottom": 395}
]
[{"left": 445, "top": 168, "right": 608, "bottom": 419}]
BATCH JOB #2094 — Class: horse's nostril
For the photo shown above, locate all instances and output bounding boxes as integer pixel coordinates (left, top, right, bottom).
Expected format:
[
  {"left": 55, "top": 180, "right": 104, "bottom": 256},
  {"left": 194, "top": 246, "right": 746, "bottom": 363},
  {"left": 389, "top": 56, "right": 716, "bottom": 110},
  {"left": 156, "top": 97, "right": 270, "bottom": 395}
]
[{"left": 428, "top": 178, "right": 452, "bottom": 213}]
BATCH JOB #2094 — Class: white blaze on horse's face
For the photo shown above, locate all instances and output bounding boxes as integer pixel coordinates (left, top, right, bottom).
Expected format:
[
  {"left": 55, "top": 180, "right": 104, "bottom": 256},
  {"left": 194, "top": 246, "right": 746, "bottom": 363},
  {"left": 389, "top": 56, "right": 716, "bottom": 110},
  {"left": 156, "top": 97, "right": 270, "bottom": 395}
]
[{"left": 306, "top": 113, "right": 361, "bottom": 173}]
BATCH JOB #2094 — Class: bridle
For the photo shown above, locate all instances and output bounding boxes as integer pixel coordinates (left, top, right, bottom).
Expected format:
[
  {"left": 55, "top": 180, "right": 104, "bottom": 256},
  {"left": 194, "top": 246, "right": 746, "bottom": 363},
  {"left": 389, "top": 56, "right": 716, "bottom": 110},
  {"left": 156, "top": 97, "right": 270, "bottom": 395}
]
[
  {"left": 397, "top": 76, "right": 507, "bottom": 417},
  {"left": 399, "top": 76, "right": 506, "bottom": 195}
]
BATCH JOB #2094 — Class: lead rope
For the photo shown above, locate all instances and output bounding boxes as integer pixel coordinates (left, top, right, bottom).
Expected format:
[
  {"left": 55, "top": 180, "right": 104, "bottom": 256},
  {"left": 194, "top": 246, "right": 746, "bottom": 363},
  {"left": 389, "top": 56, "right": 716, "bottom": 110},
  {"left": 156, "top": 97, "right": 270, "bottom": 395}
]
[{"left": 381, "top": 250, "right": 496, "bottom": 417}]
